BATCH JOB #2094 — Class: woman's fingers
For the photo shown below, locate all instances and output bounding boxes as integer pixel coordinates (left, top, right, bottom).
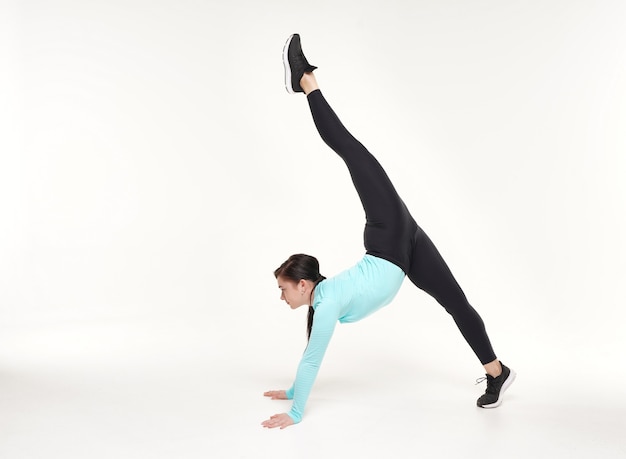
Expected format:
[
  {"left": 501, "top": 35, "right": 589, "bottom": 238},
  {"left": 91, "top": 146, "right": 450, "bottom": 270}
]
[{"left": 263, "top": 390, "right": 286, "bottom": 399}]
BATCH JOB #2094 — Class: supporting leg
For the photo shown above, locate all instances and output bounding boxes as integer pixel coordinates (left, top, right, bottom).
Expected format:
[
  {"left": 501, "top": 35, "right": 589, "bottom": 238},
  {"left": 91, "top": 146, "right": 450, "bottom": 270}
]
[{"left": 407, "top": 228, "right": 497, "bottom": 365}]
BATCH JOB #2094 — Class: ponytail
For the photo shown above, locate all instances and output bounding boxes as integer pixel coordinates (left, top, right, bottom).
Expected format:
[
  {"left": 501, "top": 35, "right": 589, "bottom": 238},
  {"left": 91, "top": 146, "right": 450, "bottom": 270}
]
[
  {"left": 307, "top": 306, "right": 315, "bottom": 341},
  {"left": 306, "top": 275, "right": 326, "bottom": 341}
]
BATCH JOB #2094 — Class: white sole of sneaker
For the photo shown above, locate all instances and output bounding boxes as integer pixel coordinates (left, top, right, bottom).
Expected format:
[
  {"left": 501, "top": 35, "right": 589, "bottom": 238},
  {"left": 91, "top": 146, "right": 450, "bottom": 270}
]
[
  {"left": 283, "top": 34, "right": 296, "bottom": 94},
  {"left": 481, "top": 369, "right": 517, "bottom": 409}
]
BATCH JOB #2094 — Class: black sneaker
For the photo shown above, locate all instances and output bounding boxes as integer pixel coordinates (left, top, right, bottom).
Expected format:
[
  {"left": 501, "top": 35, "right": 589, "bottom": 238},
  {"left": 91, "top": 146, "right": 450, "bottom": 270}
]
[
  {"left": 282, "top": 33, "right": 317, "bottom": 94},
  {"left": 476, "top": 362, "right": 516, "bottom": 408}
]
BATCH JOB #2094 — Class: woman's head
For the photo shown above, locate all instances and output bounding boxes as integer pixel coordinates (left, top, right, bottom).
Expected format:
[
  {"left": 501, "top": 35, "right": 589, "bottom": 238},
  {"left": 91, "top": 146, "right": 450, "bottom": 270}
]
[
  {"left": 274, "top": 253, "right": 322, "bottom": 283},
  {"left": 274, "top": 254, "right": 326, "bottom": 340},
  {"left": 274, "top": 254, "right": 323, "bottom": 309}
]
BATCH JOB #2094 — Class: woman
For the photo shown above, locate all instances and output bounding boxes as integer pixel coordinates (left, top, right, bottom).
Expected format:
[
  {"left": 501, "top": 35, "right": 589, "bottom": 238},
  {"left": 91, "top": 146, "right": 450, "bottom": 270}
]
[{"left": 262, "top": 34, "right": 515, "bottom": 430}]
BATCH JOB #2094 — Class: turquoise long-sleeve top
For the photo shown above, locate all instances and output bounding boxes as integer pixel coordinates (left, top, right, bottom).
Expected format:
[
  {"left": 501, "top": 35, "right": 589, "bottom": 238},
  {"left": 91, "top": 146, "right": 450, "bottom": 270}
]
[{"left": 284, "top": 254, "right": 405, "bottom": 423}]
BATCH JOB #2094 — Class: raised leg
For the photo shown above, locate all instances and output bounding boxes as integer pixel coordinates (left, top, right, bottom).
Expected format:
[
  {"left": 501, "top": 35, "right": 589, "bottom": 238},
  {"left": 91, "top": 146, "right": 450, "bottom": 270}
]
[{"left": 305, "top": 88, "right": 416, "bottom": 272}]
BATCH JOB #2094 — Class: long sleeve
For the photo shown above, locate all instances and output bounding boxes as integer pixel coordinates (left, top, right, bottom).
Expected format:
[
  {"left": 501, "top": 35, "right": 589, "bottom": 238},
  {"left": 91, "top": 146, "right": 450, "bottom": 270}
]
[{"left": 286, "top": 303, "right": 338, "bottom": 423}]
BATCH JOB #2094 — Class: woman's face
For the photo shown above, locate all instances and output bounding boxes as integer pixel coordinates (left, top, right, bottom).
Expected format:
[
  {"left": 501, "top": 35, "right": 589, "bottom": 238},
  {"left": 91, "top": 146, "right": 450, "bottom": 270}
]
[{"left": 277, "top": 276, "right": 305, "bottom": 309}]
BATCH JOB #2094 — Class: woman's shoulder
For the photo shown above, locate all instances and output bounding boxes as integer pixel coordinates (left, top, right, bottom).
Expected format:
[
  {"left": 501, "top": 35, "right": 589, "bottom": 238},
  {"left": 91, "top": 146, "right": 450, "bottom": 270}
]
[{"left": 313, "top": 280, "right": 341, "bottom": 309}]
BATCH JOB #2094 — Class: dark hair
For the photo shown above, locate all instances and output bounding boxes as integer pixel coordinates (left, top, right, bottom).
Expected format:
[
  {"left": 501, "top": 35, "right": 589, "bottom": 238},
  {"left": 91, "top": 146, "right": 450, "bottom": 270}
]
[{"left": 274, "top": 254, "right": 326, "bottom": 341}]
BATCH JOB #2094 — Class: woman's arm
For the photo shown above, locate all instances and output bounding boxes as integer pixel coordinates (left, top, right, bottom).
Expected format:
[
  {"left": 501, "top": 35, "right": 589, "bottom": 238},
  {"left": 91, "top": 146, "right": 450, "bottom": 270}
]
[
  {"left": 287, "top": 306, "right": 337, "bottom": 422},
  {"left": 262, "top": 304, "right": 338, "bottom": 428}
]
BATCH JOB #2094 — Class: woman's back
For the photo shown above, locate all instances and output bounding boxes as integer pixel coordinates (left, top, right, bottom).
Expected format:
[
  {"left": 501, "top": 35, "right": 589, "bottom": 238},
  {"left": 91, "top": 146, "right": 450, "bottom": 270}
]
[{"left": 314, "top": 254, "right": 405, "bottom": 324}]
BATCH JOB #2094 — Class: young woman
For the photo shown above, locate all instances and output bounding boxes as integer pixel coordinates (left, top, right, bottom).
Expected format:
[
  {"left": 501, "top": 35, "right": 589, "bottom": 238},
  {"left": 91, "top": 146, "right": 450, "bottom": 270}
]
[{"left": 261, "top": 34, "right": 515, "bottom": 430}]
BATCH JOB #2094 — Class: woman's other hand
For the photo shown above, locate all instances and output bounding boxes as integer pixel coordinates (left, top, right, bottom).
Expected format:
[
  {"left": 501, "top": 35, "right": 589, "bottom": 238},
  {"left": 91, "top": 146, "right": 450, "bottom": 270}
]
[{"left": 263, "top": 390, "right": 288, "bottom": 400}]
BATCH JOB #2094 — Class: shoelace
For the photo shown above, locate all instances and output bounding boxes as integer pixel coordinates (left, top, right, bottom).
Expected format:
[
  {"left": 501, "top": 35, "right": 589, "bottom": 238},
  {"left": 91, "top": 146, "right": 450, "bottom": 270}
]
[{"left": 476, "top": 376, "right": 497, "bottom": 394}]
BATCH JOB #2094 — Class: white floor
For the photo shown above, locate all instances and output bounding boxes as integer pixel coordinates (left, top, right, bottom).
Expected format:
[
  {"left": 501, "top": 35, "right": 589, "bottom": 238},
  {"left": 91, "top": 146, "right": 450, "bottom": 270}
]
[{"left": 1, "top": 309, "right": 624, "bottom": 459}]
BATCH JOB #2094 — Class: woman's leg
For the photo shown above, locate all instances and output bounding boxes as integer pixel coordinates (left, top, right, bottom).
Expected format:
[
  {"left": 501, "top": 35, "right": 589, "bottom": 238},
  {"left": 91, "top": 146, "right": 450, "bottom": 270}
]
[
  {"left": 407, "top": 227, "right": 498, "bottom": 366},
  {"left": 303, "top": 74, "right": 416, "bottom": 272},
  {"left": 407, "top": 232, "right": 517, "bottom": 408}
]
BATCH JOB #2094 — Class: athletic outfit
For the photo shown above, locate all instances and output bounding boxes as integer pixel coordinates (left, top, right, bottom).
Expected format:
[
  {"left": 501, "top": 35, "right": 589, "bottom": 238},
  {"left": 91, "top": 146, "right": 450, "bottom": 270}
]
[
  {"left": 284, "top": 90, "right": 498, "bottom": 423},
  {"left": 279, "top": 34, "right": 514, "bottom": 423}
]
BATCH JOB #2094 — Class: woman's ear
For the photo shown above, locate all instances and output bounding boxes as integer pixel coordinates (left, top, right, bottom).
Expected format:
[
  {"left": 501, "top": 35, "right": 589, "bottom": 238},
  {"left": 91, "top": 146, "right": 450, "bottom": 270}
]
[{"left": 299, "top": 279, "right": 307, "bottom": 293}]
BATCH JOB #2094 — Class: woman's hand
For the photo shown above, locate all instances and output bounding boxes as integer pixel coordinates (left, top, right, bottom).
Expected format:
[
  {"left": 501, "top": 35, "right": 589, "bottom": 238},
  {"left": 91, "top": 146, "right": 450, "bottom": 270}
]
[
  {"left": 262, "top": 391, "right": 294, "bottom": 429},
  {"left": 261, "top": 413, "right": 294, "bottom": 429},
  {"left": 263, "top": 390, "right": 288, "bottom": 400}
]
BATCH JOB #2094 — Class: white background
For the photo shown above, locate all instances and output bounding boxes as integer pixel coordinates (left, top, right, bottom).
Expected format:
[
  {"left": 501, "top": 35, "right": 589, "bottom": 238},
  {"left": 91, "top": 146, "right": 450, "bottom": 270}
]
[{"left": 1, "top": 0, "right": 625, "bottom": 457}]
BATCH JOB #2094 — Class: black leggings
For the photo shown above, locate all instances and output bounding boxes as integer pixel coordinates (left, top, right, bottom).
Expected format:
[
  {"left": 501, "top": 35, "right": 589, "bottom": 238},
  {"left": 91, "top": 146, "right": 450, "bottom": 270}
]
[{"left": 307, "top": 90, "right": 497, "bottom": 365}]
